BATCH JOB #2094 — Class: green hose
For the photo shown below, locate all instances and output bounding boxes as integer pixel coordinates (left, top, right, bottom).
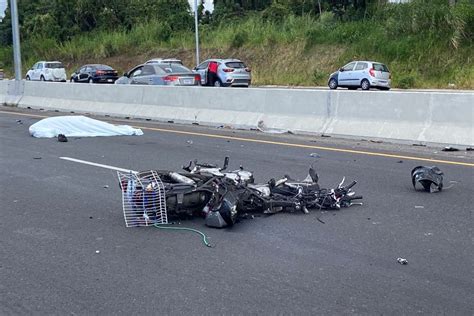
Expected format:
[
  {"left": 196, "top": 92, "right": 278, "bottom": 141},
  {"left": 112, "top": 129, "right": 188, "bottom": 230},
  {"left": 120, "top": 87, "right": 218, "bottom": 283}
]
[{"left": 153, "top": 223, "right": 213, "bottom": 248}]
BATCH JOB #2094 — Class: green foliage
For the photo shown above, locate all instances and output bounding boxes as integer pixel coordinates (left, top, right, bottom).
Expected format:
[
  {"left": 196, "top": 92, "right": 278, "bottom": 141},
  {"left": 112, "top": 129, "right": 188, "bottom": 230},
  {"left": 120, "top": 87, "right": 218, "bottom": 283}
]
[
  {"left": 262, "top": 2, "right": 292, "bottom": 21},
  {"left": 230, "top": 31, "right": 248, "bottom": 48},
  {"left": 312, "top": 70, "right": 328, "bottom": 85},
  {"left": 0, "top": 0, "right": 472, "bottom": 88},
  {"left": 397, "top": 75, "right": 417, "bottom": 89}
]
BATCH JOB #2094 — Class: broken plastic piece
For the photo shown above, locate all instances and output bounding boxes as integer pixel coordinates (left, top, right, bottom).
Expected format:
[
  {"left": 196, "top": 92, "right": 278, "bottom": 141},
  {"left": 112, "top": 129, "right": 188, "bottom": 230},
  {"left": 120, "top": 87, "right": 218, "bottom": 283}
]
[
  {"left": 442, "top": 146, "right": 459, "bottom": 152},
  {"left": 411, "top": 166, "right": 444, "bottom": 193},
  {"left": 58, "top": 134, "right": 68, "bottom": 142},
  {"left": 397, "top": 258, "right": 408, "bottom": 265}
]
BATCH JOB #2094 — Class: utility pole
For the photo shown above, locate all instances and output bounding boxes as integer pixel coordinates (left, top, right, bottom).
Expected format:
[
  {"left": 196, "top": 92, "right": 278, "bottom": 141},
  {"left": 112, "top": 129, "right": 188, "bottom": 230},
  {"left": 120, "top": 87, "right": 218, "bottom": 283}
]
[
  {"left": 10, "top": 0, "right": 22, "bottom": 80},
  {"left": 194, "top": 0, "right": 200, "bottom": 67}
]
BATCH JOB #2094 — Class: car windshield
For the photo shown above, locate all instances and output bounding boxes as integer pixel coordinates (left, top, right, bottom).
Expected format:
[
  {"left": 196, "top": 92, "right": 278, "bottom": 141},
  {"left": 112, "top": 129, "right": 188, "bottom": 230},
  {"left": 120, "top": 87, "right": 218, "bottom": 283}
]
[
  {"left": 373, "top": 63, "right": 389, "bottom": 72},
  {"left": 157, "top": 64, "right": 192, "bottom": 73},
  {"left": 96, "top": 65, "right": 113, "bottom": 70},
  {"left": 225, "top": 62, "right": 246, "bottom": 69},
  {"left": 46, "top": 62, "right": 64, "bottom": 69}
]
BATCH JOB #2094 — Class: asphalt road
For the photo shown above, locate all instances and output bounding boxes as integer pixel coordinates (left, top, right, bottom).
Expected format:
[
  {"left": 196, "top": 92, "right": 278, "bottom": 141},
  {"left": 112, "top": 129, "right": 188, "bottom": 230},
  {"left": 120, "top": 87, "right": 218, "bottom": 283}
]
[{"left": 1, "top": 108, "right": 473, "bottom": 315}]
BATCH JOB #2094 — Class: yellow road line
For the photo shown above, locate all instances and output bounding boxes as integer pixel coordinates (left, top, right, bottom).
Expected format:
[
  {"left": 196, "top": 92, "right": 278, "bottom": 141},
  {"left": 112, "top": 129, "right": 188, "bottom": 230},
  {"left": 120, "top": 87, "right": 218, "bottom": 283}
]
[{"left": 2, "top": 110, "right": 473, "bottom": 167}]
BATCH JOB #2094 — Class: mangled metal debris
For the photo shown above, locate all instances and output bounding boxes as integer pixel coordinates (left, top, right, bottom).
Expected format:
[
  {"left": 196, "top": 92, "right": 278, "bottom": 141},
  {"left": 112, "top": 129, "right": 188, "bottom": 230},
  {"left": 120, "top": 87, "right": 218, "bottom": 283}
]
[
  {"left": 117, "top": 157, "right": 363, "bottom": 228},
  {"left": 411, "top": 166, "right": 444, "bottom": 193}
]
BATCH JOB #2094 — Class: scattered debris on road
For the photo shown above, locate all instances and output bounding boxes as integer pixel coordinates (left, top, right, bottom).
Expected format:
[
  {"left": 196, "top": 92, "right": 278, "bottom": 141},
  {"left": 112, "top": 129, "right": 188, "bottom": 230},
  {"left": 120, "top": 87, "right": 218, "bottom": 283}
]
[
  {"left": 442, "top": 146, "right": 459, "bottom": 152},
  {"left": 58, "top": 134, "right": 68, "bottom": 142},
  {"left": 257, "top": 120, "right": 288, "bottom": 134},
  {"left": 397, "top": 258, "right": 408, "bottom": 265},
  {"left": 411, "top": 166, "right": 444, "bottom": 193}
]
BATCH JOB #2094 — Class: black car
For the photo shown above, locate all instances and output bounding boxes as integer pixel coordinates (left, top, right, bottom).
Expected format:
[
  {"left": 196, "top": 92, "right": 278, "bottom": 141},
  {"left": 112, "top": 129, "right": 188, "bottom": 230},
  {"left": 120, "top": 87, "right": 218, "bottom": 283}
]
[{"left": 70, "top": 64, "right": 118, "bottom": 84}]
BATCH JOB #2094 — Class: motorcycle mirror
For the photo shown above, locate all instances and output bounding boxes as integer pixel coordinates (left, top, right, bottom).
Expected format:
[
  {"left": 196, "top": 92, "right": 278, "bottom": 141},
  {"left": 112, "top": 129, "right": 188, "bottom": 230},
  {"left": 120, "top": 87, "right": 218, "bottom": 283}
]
[
  {"left": 337, "top": 176, "right": 346, "bottom": 188},
  {"left": 182, "top": 160, "right": 193, "bottom": 172},
  {"left": 220, "top": 156, "right": 229, "bottom": 171},
  {"left": 309, "top": 167, "right": 319, "bottom": 183}
]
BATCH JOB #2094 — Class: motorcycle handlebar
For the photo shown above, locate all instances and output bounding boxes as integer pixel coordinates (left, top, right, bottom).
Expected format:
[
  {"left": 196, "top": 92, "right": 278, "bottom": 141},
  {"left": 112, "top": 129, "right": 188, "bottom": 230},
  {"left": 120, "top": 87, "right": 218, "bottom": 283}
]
[{"left": 342, "top": 180, "right": 357, "bottom": 191}]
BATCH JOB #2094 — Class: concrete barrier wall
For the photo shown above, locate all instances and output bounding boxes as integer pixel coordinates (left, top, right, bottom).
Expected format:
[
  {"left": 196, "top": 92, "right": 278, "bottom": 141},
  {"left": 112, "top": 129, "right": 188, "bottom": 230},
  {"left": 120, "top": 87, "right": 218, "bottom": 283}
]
[
  {"left": 0, "top": 81, "right": 7, "bottom": 104},
  {"left": 1, "top": 80, "right": 473, "bottom": 146}
]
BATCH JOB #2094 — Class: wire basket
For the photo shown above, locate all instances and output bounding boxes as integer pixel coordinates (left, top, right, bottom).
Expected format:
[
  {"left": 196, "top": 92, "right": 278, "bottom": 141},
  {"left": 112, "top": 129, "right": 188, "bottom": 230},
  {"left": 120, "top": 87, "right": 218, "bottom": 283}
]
[{"left": 117, "top": 170, "right": 168, "bottom": 227}]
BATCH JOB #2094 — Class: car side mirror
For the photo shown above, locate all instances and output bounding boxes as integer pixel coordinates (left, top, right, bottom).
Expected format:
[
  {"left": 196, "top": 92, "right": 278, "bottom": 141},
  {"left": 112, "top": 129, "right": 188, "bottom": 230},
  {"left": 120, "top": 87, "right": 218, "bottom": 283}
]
[
  {"left": 339, "top": 68, "right": 344, "bottom": 72},
  {"left": 123, "top": 72, "right": 129, "bottom": 77}
]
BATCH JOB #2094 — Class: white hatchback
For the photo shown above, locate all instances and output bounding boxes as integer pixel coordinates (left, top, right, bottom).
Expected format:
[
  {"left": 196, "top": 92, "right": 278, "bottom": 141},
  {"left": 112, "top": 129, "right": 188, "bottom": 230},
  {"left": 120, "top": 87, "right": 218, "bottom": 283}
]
[
  {"left": 328, "top": 61, "right": 391, "bottom": 90},
  {"left": 26, "top": 61, "right": 67, "bottom": 82}
]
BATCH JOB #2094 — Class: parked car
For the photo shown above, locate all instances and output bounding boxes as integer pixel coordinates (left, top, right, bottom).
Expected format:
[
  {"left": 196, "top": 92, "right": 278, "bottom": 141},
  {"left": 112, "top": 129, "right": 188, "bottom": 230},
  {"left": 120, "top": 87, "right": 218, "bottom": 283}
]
[
  {"left": 26, "top": 61, "right": 67, "bottom": 82},
  {"left": 115, "top": 63, "right": 200, "bottom": 86},
  {"left": 70, "top": 64, "right": 118, "bottom": 84},
  {"left": 145, "top": 58, "right": 183, "bottom": 65},
  {"left": 193, "top": 59, "right": 251, "bottom": 87},
  {"left": 328, "top": 61, "right": 391, "bottom": 90},
  {"left": 0, "top": 68, "right": 4, "bottom": 80}
]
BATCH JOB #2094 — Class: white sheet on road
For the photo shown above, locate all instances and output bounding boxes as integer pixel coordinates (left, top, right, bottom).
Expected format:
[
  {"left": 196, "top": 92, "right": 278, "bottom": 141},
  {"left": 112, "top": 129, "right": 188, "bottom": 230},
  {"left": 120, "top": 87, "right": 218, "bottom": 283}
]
[{"left": 29, "top": 116, "right": 144, "bottom": 138}]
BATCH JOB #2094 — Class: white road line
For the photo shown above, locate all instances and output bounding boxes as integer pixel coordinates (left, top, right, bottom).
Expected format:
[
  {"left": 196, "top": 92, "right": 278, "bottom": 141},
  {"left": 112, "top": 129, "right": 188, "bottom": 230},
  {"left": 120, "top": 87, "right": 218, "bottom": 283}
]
[{"left": 59, "top": 157, "right": 137, "bottom": 174}]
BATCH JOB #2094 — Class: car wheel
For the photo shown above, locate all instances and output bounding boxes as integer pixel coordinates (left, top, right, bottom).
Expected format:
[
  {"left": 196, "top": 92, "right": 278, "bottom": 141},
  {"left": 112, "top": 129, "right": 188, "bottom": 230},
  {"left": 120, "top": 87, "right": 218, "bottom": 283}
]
[
  {"left": 214, "top": 79, "right": 222, "bottom": 87},
  {"left": 26, "top": 75, "right": 30, "bottom": 80},
  {"left": 328, "top": 78, "right": 338, "bottom": 89},
  {"left": 361, "top": 79, "right": 370, "bottom": 90},
  {"left": 88, "top": 78, "right": 94, "bottom": 84},
  {"left": 40, "top": 76, "right": 45, "bottom": 81}
]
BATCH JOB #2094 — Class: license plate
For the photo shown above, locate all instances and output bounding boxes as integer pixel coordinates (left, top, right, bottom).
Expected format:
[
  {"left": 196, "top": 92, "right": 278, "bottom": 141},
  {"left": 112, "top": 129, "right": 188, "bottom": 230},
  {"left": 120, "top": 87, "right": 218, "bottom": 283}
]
[
  {"left": 183, "top": 79, "right": 193, "bottom": 85},
  {"left": 107, "top": 79, "right": 113, "bottom": 82}
]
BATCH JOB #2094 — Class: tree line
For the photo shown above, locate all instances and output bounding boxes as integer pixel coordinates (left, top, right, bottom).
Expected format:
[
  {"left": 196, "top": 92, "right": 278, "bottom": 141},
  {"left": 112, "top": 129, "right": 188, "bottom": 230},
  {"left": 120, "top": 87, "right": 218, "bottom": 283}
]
[{"left": 0, "top": 0, "right": 470, "bottom": 46}]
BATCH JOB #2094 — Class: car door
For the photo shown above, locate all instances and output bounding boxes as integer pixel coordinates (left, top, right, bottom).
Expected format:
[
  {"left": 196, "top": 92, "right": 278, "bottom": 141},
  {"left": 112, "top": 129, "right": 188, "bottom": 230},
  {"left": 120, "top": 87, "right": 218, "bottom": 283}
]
[
  {"left": 32, "top": 63, "right": 41, "bottom": 80},
  {"left": 38, "top": 63, "right": 46, "bottom": 80},
  {"left": 338, "top": 62, "right": 356, "bottom": 86},
  {"left": 76, "top": 66, "right": 85, "bottom": 81},
  {"left": 129, "top": 66, "right": 145, "bottom": 85},
  {"left": 29, "top": 63, "right": 38, "bottom": 79},
  {"left": 373, "top": 63, "right": 390, "bottom": 82},
  {"left": 195, "top": 61, "right": 209, "bottom": 85},
  {"left": 138, "top": 65, "right": 157, "bottom": 85},
  {"left": 353, "top": 62, "right": 368, "bottom": 85},
  {"left": 78, "top": 66, "right": 88, "bottom": 81}
]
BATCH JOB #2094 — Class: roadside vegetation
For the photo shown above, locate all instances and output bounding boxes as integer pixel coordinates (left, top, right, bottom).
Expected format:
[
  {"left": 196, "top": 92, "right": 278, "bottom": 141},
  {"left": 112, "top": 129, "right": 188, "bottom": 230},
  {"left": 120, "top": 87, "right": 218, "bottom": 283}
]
[{"left": 0, "top": 0, "right": 472, "bottom": 88}]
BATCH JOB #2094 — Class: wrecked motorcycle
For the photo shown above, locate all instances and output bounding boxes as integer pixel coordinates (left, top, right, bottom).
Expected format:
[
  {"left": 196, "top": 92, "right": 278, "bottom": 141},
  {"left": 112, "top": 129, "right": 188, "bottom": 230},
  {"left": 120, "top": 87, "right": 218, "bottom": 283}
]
[{"left": 117, "top": 157, "right": 363, "bottom": 228}]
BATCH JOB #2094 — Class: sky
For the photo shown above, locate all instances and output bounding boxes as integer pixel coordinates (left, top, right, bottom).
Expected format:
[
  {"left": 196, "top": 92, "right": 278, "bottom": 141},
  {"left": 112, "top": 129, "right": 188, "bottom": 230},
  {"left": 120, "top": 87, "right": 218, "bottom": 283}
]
[
  {"left": 0, "top": 0, "right": 7, "bottom": 19},
  {"left": 188, "top": 0, "right": 214, "bottom": 12}
]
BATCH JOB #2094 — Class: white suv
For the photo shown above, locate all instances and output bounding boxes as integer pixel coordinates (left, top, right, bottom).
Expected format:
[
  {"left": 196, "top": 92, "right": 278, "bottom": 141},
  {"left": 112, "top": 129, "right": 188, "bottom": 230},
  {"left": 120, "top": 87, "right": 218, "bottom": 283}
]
[
  {"left": 26, "top": 61, "right": 67, "bottom": 82},
  {"left": 194, "top": 59, "right": 251, "bottom": 87}
]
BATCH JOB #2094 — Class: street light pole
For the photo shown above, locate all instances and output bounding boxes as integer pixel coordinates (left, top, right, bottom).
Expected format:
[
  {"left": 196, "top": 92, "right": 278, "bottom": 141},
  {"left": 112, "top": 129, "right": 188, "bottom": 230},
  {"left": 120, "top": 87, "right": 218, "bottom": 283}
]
[
  {"left": 194, "top": 0, "right": 200, "bottom": 67},
  {"left": 10, "top": 0, "right": 22, "bottom": 80}
]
